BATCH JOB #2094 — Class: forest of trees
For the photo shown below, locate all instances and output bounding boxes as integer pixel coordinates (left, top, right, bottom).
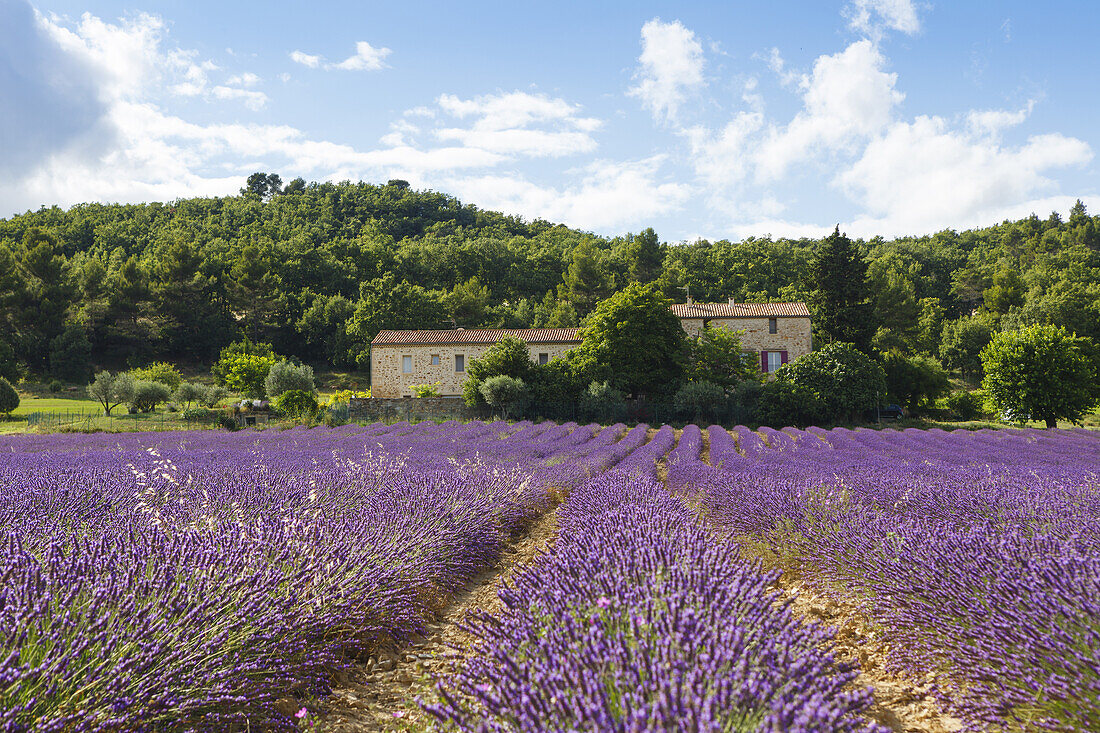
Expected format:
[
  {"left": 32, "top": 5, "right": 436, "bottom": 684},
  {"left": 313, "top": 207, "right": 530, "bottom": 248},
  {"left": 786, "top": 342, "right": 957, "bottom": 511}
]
[{"left": 1, "top": 175, "right": 1098, "bottom": 389}]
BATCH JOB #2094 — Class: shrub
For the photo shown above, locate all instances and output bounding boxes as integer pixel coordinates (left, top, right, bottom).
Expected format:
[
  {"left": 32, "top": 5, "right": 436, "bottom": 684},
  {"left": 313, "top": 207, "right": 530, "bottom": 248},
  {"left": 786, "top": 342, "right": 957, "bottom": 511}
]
[
  {"left": 87, "top": 371, "right": 135, "bottom": 416},
  {"left": 463, "top": 337, "right": 533, "bottom": 407},
  {"left": 320, "top": 389, "right": 370, "bottom": 408},
  {"left": 181, "top": 407, "right": 215, "bottom": 422},
  {"left": 322, "top": 403, "right": 350, "bottom": 427},
  {"left": 778, "top": 342, "right": 887, "bottom": 422},
  {"left": 729, "top": 381, "right": 764, "bottom": 424},
  {"left": 129, "top": 381, "right": 171, "bottom": 413},
  {"left": 409, "top": 382, "right": 441, "bottom": 398},
  {"left": 756, "top": 381, "right": 828, "bottom": 428},
  {"left": 881, "top": 352, "right": 950, "bottom": 411},
  {"left": 129, "top": 362, "right": 183, "bottom": 390},
  {"left": 197, "top": 384, "right": 228, "bottom": 408},
  {"left": 264, "top": 360, "right": 315, "bottom": 399},
  {"left": 945, "top": 391, "right": 984, "bottom": 421},
  {"left": 479, "top": 375, "right": 529, "bottom": 420},
  {"left": 174, "top": 382, "right": 205, "bottom": 408},
  {"left": 673, "top": 381, "right": 725, "bottom": 421},
  {"left": 274, "top": 389, "right": 319, "bottom": 418},
  {"left": 48, "top": 379, "right": 64, "bottom": 393},
  {"left": 0, "top": 377, "right": 18, "bottom": 416},
  {"left": 217, "top": 414, "right": 239, "bottom": 431},
  {"left": 579, "top": 381, "right": 625, "bottom": 420},
  {"left": 222, "top": 355, "right": 276, "bottom": 398}
]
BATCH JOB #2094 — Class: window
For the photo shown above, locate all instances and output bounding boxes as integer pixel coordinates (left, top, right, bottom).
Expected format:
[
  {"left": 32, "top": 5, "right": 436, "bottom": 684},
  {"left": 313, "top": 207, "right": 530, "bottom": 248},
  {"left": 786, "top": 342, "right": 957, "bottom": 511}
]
[
  {"left": 455, "top": 354, "right": 465, "bottom": 372},
  {"left": 538, "top": 352, "right": 549, "bottom": 365},
  {"left": 402, "top": 355, "right": 413, "bottom": 374},
  {"left": 767, "top": 351, "right": 783, "bottom": 374},
  {"left": 768, "top": 318, "right": 778, "bottom": 334},
  {"left": 430, "top": 354, "right": 440, "bottom": 365}
]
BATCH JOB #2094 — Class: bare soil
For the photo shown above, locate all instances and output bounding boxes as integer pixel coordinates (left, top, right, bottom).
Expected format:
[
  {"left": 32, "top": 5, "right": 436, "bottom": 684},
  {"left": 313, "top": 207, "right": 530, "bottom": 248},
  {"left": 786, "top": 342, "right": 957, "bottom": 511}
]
[{"left": 314, "top": 508, "right": 561, "bottom": 732}]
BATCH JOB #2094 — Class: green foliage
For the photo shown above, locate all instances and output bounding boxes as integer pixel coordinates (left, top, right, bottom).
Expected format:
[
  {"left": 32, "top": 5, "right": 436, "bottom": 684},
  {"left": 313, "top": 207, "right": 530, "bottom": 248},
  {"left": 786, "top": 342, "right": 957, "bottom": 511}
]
[
  {"left": 684, "top": 325, "right": 759, "bottom": 391},
  {"left": 218, "top": 414, "right": 239, "bottom": 431},
  {"left": 0, "top": 338, "right": 18, "bottom": 383},
  {"left": 983, "top": 268, "right": 1025, "bottom": 314},
  {"left": 48, "top": 323, "right": 92, "bottom": 383},
  {"left": 579, "top": 381, "right": 625, "bottom": 420},
  {"left": 945, "top": 390, "right": 984, "bottom": 421},
  {"left": 273, "top": 389, "right": 319, "bottom": 418},
  {"left": 174, "top": 382, "right": 205, "bottom": 408},
  {"left": 673, "top": 381, "right": 725, "bottom": 421},
  {"left": 264, "top": 360, "right": 315, "bottom": 399},
  {"left": 197, "top": 384, "right": 228, "bottom": 408},
  {"left": 807, "top": 226, "right": 873, "bottom": 351},
  {"left": 47, "top": 379, "right": 64, "bottom": 393},
  {"left": 409, "top": 382, "right": 441, "bottom": 398},
  {"left": 778, "top": 342, "right": 887, "bottom": 421},
  {"left": 463, "top": 336, "right": 534, "bottom": 407},
  {"left": 222, "top": 355, "right": 277, "bottom": 398},
  {"left": 728, "top": 381, "right": 764, "bottom": 423},
  {"left": 0, "top": 377, "right": 18, "bottom": 416},
  {"left": 479, "top": 375, "right": 529, "bottom": 419},
  {"left": 129, "top": 381, "right": 171, "bottom": 413},
  {"left": 527, "top": 358, "right": 586, "bottom": 405},
  {"left": 320, "top": 389, "right": 370, "bottom": 408},
  {"left": 881, "top": 352, "right": 950, "bottom": 411},
  {"left": 347, "top": 273, "right": 449, "bottom": 363},
  {"left": 756, "top": 381, "right": 828, "bottom": 428},
  {"left": 87, "top": 371, "right": 134, "bottom": 416},
  {"left": 181, "top": 407, "right": 215, "bottom": 422},
  {"left": 570, "top": 283, "right": 685, "bottom": 398},
  {"left": 129, "top": 361, "right": 183, "bottom": 390},
  {"left": 212, "top": 339, "right": 276, "bottom": 385},
  {"left": 940, "top": 315, "right": 996, "bottom": 380},
  {"left": 981, "top": 324, "right": 1100, "bottom": 427}
]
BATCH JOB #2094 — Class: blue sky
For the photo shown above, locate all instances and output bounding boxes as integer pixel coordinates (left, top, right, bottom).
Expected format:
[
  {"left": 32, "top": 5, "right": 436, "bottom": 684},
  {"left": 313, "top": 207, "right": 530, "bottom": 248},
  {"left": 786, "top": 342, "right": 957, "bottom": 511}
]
[{"left": 2, "top": 0, "right": 1097, "bottom": 241}]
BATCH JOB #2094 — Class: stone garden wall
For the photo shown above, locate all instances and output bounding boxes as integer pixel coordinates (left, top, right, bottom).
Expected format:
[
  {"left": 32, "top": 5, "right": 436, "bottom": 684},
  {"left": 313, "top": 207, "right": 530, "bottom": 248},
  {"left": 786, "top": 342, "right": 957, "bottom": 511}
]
[{"left": 348, "top": 397, "right": 486, "bottom": 423}]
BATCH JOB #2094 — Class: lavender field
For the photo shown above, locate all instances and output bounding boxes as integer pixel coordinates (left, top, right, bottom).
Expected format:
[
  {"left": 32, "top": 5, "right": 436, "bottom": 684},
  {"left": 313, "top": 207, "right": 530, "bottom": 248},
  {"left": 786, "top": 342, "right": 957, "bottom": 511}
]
[{"left": 2, "top": 422, "right": 1098, "bottom": 731}]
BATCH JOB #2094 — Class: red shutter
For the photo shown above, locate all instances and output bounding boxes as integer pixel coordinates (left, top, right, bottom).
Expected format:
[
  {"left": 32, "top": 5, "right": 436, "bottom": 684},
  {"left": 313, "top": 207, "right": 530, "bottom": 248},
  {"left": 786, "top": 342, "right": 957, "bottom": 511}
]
[
  {"left": 760, "top": 351, "right": 769, "bottom": 373},
  {"left": 780, "top": 351, "right": 788, "bottom": 365}
]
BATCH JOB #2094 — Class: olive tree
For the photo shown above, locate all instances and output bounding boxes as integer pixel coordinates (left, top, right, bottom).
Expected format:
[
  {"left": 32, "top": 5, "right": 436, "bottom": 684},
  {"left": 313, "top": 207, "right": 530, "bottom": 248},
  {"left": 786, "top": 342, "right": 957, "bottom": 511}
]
[
  {"left": 479, "top": 375, "right": 529, "bottom": 420},
  {"left": 87, "top": 371, "right": 135, "bottom": 416}
]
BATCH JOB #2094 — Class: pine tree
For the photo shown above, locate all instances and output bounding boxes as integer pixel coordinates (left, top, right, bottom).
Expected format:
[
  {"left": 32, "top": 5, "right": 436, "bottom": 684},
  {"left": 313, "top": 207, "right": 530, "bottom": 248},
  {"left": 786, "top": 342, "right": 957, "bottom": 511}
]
[{"left": 806, "top": 226, "right": 874, "bottom": 350}]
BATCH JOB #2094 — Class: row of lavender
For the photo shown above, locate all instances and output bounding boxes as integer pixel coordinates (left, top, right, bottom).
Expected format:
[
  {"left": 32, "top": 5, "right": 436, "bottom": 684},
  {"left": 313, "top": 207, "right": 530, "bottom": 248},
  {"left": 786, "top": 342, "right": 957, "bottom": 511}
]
[
  {"left": 430, "top": 429, "right": 885, "bottom": 732},
  {"left": 0, "top": 420, "right": 625, "bottom": 731},
  {"left": 667, "top": 424, "right": 1100, "bottom": 731}
]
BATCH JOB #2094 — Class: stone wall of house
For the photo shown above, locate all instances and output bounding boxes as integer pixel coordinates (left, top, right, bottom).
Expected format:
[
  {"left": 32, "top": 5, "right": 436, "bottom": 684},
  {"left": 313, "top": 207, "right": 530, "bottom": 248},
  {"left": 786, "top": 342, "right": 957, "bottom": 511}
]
[
  {"left": 679, "top": 316, "right": 812, "bottom": 361},
  {"left": 348, "top": 396, "right": 485, "bottom": 422},
  {"left": 370, "top": 341, "right": 579, "bottom": 398}
]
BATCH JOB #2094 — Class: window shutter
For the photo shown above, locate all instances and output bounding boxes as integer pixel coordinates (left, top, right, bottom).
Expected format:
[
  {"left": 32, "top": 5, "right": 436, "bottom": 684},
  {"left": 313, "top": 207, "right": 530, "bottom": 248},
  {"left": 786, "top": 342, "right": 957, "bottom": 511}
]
[
  {"left": 760, "top": 351, "right": 768, "bottom": 373},
  {"left": 780, "top": 350, "right": 788, "bottom": 365}
]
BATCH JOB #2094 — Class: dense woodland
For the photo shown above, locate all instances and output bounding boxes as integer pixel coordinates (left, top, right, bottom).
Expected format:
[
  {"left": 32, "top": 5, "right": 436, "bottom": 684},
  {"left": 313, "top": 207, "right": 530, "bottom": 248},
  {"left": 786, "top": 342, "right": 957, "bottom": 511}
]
[{"left": 1, "top": 175, "right": 1098, "bottom": 387}]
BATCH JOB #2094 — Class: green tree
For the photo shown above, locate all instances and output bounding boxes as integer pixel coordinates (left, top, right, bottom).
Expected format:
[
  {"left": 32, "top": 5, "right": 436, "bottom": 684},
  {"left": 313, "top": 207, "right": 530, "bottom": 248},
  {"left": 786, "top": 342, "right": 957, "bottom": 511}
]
[
  {"left": 347, "top": 274, "right": 449, "bottom": 364},
  {"left": 778, "top": 342, "right": 886, "bottom": 422},
  {"left": 212, "top": 338, "right": 277, "bottom": 385},
  {"left": 241, "top": 172, "right": 283, "bottom": 200},
  {"left": 223, "top": 354, "right": 277, "bottom": 398},
  {"left": 87, "top": 371, "right": 135, "bottom": 416},
  {"left": 0, "top": 377, "right": 18, "bottom": 416},
  {"left": 756, "top": 381, "right": 828, "bottom": 428},
  {"left": 983, "top": 268, "right": 1025, "bottom": 314},
  {"left": 129, "top": 381, "right": 171, "bottom": 413},
  {"left": 274, "top": 389, "right": 318, "bottom": 418},
  {"left": 462, "top": 336, "right": 534, "bottom": 407},
  {"left": 48, "top": 323, "right": 93, "bottom": 383},
  {"left": 570, "top": 283, "right": 685, "bottom": 398},
  {"left": 981, "top": 324, "right": 1100, "bottom": 428},
  {"left": 560, "top": 241, "right": 609, "bottom": 315},
  {"left": 479, "top": 375, "right": 529, "bottom": 419},
  {"left": 806, "top": 226, "right": 874, "bottom": 351},
  {"left": 264, "top": 360, "right": 316, "bottom": 398},
  {"left": 940, "top": 315, "right": 996, "bottom": 380},
  {"left": 684, "top": 325, "right": 759, "bottom": 391},
  {"left": 880, "top": 352, "right": 950, "bottom": 411},
  {"left": 174, "top": 382, "right": 205, "bottom": 409},
  {"left": 129, "top": 361, "right": 183, "bottom": 390},
  {"left": 673, "top": 381, "right": 724, "bottom": 422},
  {"left": 627, "top": 228, "right": 663, "bottom": 284}
]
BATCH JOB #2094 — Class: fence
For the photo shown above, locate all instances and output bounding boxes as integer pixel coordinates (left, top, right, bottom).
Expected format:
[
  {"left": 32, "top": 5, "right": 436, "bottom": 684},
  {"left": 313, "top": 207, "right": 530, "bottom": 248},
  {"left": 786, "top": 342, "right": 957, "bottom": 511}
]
[{"left": 21, "top": 410, "right": 216, "bottom": 431}]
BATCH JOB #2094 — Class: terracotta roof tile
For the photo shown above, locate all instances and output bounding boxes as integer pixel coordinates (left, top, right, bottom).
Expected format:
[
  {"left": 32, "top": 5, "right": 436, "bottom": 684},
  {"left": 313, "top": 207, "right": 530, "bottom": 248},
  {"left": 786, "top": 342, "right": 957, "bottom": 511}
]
[
  {"left": 670, "top": 301, "right": 811, "bottom": 318},
  {"left": 372, "top": 328, "right": 582, "bottom": 346}
]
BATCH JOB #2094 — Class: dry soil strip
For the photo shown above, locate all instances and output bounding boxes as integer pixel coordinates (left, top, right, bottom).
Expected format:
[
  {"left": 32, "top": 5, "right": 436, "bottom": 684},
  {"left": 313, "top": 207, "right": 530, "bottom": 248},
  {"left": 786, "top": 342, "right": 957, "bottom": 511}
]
[{"left": 315, "top": 507, "right": 561, "bottom": 732}]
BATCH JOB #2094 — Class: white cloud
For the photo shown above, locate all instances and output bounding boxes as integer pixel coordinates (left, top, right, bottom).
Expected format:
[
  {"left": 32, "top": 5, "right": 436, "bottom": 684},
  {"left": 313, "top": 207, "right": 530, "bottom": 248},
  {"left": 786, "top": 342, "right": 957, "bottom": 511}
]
[
  {"left": 211, "top": 85, "right": 268, "bottom": 111},
  {"left": 289, "top": 50, "right": 320, "bottom": 68},
  {"left": 837, "top": 116, "right": 1092, "bottom": 235},
  {"left": 755, "top": 40, "right": 903, "bottom": 181},
  {"left": 846, "top": 0, "right": 920, "bottom": 39},
  {"left": 225, "top": 72, "right": 260, "bottom": 87},
  {"left": 628, "top": 18, "right": 705, "bottom": 124},
  {"left": 433, "top": 91, "right": 600, "bottom": 157},
  {"left": 446, "top": 157, "right": 692, "bottom": 231},
  {"left": 330, "top": 41, "right": 391, "bottom": 71},
  {"left": 966, "top": 101, "right": 1034, "bottom": 137}
]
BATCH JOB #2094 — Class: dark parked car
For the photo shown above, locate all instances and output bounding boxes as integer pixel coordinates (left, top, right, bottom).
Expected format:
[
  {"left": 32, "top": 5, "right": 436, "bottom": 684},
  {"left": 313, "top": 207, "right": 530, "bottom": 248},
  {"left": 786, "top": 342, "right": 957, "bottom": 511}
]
[{"left": 879, "top": 404, "right": 906, "bottom": 420}]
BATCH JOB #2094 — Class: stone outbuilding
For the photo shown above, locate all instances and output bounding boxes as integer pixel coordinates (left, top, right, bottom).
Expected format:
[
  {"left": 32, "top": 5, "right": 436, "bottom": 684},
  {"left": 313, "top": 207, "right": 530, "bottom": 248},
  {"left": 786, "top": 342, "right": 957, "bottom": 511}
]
[
  {"left": 370, "top": 328, "right": 582, "bottom": 398},
  {"left": 670, "top": 300, "right": 813, "bottom": 375}
]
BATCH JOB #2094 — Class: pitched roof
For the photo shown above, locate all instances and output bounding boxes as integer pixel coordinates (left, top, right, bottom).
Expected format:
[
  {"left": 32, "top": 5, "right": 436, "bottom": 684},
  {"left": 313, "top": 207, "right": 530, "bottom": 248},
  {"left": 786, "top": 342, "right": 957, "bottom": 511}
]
[
  {"left": 372, "top": 328, "right": 582, "bottom": 346},
  {"left": 670, "top": 301, "right": 811, "bottom": 318}
]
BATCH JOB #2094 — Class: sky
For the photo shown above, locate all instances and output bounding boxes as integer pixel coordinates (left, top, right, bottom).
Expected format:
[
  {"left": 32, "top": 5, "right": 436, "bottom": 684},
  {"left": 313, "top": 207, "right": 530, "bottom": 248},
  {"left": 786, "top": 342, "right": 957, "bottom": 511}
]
[{"left": 2, "top": 0, "right": 1098, "bottom": 242}]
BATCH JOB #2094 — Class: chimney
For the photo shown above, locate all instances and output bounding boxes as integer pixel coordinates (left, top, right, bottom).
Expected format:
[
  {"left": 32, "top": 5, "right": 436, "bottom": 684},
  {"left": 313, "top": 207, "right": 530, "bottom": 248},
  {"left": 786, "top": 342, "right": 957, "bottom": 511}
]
[
  {"left": 687, "top": 295, "right": 693, "bottom": 305},
  {"left": 728, "top": 297, "right": 736, "bottom": 305}
]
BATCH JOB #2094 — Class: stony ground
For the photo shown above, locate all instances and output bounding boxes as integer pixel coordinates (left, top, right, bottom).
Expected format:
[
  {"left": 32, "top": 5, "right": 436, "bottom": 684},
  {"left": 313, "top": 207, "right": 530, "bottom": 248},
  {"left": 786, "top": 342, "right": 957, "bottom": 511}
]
[{"left": 315, "top": 509, "right": 560, "bottom": 732}]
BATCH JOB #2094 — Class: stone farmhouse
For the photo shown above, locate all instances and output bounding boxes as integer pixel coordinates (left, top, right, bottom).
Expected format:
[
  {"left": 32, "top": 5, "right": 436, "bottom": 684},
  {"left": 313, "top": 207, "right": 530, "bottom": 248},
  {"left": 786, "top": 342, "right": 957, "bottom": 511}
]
[{"left": 370, "top": 301, "right": 812, "bottom": 398}]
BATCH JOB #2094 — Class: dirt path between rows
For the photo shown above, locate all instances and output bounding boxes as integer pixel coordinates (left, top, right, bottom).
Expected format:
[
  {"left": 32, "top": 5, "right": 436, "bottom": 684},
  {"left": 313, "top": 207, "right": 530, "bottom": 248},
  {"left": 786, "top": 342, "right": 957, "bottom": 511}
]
[{"left": 315, "top": 508, "right": 561, "bottom": 732}]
